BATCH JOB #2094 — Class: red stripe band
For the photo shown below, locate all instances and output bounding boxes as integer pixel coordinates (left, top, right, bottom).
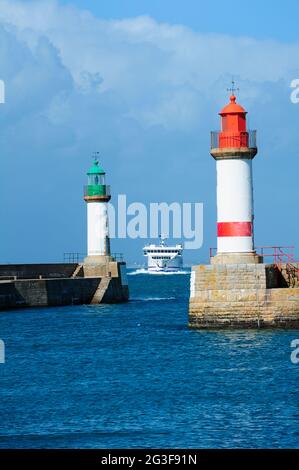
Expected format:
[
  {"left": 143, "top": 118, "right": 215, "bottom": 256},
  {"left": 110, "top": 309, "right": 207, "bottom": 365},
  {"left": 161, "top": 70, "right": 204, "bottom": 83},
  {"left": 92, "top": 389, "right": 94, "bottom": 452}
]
[{"left": 217, "top": 221, "right": 252, "bottom": 237}]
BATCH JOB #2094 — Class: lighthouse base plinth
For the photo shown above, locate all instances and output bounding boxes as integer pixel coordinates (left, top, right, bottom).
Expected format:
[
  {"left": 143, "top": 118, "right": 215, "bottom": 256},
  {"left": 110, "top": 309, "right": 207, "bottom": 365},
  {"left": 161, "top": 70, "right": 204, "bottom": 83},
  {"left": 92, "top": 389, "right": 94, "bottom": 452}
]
[
  {"left": 84, "top": 255, "right": 114, "bottom": 266},
  {"left": 211, "top": 252, "right": 263, "bottom": 265}
]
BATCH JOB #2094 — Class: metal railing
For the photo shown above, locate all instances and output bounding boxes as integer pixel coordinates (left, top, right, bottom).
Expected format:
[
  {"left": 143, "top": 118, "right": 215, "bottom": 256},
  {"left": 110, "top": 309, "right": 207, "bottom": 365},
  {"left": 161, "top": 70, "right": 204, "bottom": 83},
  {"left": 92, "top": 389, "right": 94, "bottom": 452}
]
[
  {"left": 63, "top": 252, "right": 124, "bottom": 263},
  {"left": 64, "top": 253, "right": 86, "bottom": 263},
  {"left": 211, "top": 130, "right": 257, "bottom": 149},
  {"left": 209, "top": 245, "right": 295, "bottom": 264},
  {"left": 261, "top": 247, "right": 299, "bottom": 288},
  {"left": 256, "top": 246, "right": 295, "bottom": 264},
  {"left": 83, "top": 185, "right": 111, "bottom": 197}
]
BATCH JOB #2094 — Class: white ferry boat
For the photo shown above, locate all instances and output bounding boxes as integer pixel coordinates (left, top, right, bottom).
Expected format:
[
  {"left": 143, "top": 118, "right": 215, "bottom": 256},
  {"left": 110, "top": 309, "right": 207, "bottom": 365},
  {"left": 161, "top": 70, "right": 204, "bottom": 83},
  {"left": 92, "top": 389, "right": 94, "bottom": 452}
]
[{"left": 143, "top": 237, "right": 183, "bottom": 272}]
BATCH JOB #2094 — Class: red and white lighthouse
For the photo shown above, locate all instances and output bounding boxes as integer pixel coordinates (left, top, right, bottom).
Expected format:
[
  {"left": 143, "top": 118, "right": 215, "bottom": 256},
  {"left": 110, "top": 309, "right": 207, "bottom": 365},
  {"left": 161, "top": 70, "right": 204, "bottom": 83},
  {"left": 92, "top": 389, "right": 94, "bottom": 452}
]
[{"left": 210, "top": 88, "right": 261, "bottom": 264}]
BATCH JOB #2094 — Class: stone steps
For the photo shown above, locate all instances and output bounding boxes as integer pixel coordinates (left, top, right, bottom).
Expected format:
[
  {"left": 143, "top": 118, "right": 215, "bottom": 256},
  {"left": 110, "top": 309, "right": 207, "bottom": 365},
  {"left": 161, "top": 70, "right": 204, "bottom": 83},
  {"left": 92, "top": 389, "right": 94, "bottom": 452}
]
[
  {"left": 71, "top": 264, "right": 83, "bottom": 278},
  {"left": 90, "top": 277, "right": 111, "bottom": 304}
]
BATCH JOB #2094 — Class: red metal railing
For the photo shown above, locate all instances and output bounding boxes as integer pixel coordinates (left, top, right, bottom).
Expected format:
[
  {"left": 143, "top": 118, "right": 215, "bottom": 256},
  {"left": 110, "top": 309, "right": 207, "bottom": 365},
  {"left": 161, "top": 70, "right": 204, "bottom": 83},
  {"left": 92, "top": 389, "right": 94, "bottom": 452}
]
[
  {"left": 255, "top": 247, "right": 299, "bottom": 288},
  {"left": 256, "top": 246, "right": 295, "bottom": 264},
  {"left": 209, "top": 246, "right": 295, "bottom": 263},
  {"left": 210, "top": 130, "right": 257, "bottom": 149}
]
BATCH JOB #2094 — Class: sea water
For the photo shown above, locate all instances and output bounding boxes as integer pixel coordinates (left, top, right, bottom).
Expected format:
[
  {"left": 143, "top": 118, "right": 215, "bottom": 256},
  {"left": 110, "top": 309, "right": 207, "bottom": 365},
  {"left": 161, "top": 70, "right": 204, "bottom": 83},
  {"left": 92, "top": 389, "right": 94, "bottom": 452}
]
[{"left": 0, "top": 270, "right": 298, "bottom": 448}]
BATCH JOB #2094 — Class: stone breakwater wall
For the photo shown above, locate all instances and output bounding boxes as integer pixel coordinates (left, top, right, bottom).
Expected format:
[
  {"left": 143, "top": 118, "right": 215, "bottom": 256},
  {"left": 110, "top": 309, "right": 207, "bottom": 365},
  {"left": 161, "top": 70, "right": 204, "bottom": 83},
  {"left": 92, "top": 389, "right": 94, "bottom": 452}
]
[
  {"left": 0, "top": 261, "right": 129, "bottom": 311},
  {"left": 189, "top": 263, "right": 299, "bottom": 329}
]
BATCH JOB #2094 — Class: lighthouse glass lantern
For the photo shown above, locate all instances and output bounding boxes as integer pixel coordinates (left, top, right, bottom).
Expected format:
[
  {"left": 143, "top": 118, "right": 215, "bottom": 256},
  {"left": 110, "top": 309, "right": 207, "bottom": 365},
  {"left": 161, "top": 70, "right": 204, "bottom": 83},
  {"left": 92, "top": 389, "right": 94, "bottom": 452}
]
[{"left": 86, "top": 159, "right": 107, "bottom": 197}]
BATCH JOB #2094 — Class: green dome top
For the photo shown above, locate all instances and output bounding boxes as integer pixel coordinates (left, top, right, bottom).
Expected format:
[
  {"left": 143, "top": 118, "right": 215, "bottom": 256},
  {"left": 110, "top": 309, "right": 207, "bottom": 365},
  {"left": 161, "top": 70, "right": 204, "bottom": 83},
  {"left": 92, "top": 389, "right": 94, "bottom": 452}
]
[{"left": 87, "top": 159, "right": 105, "bottom": 175}]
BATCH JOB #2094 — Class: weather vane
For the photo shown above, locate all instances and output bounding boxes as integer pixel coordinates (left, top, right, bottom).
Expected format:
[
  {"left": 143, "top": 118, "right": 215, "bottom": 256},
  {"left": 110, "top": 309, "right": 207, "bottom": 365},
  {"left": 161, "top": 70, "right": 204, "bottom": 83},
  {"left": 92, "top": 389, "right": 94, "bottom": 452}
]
[
  {"left": 93, "top": 151, "right": 100, "bottom": 161},
  {"left": 227, "top": 78, "right": 239, "bottom": 96}
]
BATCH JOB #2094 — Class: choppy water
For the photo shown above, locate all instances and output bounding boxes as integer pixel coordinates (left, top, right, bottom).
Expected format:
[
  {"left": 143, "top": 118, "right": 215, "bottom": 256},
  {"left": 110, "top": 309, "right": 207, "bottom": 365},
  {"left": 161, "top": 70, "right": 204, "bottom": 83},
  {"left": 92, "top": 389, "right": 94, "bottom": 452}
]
[{"left": 0, "top": 270, "right": 299, "bottom": 448}]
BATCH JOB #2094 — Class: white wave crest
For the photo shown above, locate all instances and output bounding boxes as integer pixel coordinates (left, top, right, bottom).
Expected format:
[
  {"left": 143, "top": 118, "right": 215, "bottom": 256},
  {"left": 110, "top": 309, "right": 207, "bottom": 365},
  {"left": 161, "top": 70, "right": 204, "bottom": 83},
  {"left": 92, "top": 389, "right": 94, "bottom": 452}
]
[
  {"left": 131, "top": 297, "right": 176, "bottom": 302},
  {"left": 128, "top": 269, "right": 190, "bottom": 276}
]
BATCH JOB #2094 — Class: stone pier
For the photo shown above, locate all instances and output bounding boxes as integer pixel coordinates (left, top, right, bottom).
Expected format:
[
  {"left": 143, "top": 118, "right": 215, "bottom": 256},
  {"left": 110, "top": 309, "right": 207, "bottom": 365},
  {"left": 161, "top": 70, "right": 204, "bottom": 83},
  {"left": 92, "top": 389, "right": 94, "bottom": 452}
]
[
  {"left": 0, "top": 260, "right": 129, "bottom": 311},
  {"left": 189, "top": 262, "right": 299, "bottom": 329}
]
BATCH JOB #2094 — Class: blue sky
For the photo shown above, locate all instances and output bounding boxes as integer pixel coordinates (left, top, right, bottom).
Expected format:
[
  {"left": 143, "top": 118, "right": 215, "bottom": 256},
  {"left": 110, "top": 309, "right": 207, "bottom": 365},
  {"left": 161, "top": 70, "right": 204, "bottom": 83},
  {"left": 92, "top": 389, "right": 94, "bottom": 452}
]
[
  {"left": 0, "top": 0, "right": 299, "bottom": 265},
  {"left": 62, "top": 0, "right": 299, "bottom": 42}
]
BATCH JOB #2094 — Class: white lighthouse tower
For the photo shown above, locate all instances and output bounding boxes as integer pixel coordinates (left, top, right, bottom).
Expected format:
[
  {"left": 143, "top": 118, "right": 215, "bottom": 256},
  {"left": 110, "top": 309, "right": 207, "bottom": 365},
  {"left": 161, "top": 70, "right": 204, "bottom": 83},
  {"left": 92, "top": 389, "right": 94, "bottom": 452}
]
[
  {"left": 84, "top": 158, "right": 111, "bottom": 263},
  {"left": 210, "top": 86, "right": 261, "bottom": 264}
]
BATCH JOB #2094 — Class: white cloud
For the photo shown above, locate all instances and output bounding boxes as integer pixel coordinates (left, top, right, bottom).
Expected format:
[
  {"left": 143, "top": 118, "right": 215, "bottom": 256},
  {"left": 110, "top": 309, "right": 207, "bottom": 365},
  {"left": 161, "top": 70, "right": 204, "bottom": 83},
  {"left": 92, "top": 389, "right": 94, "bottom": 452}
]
[{"left": 0, "top": 0, "right": 299, "bottom": 130}]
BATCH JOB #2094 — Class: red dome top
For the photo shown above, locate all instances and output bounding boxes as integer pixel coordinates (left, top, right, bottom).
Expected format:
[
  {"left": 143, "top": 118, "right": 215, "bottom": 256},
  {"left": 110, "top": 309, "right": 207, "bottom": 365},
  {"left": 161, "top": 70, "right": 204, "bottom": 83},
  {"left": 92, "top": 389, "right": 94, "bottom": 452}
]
[{"left": 219, "top": 95, "right": 247, "bottom": 116}]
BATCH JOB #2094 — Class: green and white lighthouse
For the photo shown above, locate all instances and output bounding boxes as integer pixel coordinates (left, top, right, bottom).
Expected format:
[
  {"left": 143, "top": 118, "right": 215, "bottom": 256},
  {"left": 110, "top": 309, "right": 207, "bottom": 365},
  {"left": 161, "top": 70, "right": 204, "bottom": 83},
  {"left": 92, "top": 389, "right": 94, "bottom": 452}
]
[{"left": 84, "top": 158, "right": 111, "bottom": 260}]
